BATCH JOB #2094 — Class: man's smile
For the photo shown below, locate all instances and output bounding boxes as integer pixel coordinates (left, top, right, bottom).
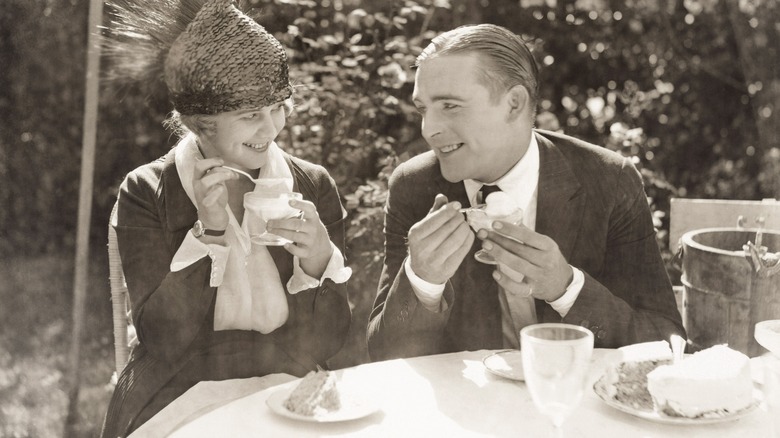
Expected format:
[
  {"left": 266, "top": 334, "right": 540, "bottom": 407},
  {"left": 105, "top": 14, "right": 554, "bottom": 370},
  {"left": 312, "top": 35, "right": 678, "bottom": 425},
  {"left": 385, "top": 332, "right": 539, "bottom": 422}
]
[{"left": 439, "top": 143, "right": 464, "bottom": 154}]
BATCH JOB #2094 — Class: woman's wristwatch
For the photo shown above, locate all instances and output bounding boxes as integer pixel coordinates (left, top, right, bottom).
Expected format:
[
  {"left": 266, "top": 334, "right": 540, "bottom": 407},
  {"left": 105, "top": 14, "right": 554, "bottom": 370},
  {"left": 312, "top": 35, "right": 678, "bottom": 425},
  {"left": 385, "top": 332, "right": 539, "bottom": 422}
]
[{"left": 192, "top": 219, "right": 226, "bottom": 237}]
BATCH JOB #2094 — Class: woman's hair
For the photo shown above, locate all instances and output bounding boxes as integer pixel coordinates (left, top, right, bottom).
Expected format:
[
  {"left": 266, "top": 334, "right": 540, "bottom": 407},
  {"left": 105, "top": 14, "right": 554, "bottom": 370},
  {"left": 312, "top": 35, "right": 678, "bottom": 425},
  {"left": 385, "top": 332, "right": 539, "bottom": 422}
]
[
  {"left": 415, "top": 24, "right": 539, "bottom": 108},
  {"left": 163, "top": 111, "right": 214, "bottom": 138}
]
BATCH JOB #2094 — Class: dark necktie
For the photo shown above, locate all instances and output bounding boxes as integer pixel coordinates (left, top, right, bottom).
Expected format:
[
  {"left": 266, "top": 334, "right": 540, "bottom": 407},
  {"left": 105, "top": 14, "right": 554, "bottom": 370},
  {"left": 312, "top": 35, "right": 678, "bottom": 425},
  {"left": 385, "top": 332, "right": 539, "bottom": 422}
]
[
  {"left": 478, "top": 184, "right": 501, "bottom": 204},
  {"left": 477, "top": 183, "right": 536, "bottom": 347}
]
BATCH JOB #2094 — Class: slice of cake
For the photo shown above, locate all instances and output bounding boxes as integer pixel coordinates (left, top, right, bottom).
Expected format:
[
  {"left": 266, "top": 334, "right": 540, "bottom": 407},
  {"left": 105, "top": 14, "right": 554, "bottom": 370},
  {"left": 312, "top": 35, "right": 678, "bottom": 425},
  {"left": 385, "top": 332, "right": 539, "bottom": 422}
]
[
  {"left": 647, "top": 345, "right": 753, "bottom": 418},
  {"left": 283, "top": 370, "right": 341, "bottom": 416},
  {"left": 606, "top": 358, "right": 671, "bottom": 410},
  {"left": 599, "top": 341, "right": 672, "bottom": 410}
]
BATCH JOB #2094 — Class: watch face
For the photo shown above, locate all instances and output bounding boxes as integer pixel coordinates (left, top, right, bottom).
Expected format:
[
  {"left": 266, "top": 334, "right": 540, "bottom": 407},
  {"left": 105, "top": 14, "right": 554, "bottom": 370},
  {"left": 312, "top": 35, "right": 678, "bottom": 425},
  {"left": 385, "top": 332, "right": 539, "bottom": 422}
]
[{"left": 192, "top": 220, "right": 205, "bottom": 237}]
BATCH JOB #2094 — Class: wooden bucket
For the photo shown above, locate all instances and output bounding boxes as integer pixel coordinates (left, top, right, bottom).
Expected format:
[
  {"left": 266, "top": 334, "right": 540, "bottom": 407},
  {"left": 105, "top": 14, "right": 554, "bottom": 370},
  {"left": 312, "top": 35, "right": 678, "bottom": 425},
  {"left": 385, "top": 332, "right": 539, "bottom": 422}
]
[{"left": 681, "top": 227, "right": 780, "bottom": 356}]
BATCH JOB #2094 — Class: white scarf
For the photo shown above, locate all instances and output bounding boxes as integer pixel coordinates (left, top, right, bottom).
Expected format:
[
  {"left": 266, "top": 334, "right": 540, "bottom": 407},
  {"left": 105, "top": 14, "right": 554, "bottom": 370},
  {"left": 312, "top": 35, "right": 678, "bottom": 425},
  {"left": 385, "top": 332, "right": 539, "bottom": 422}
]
[{"left": 175, "top": 133, "right": 292, "bottom": 333}]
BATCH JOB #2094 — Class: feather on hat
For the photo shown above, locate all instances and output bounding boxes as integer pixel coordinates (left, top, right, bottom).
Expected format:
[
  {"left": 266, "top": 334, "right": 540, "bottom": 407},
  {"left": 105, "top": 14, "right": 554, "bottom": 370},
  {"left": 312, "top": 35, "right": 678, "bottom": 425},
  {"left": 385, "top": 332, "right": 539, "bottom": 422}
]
[{"left": 103, "top": 0, "right": 292, "bottom": 115}]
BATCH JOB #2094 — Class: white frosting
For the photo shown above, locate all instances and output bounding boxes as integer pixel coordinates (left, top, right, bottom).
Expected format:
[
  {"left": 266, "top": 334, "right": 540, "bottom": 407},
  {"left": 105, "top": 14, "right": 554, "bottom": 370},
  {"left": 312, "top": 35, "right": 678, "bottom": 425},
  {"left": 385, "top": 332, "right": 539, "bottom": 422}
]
[
  {"left": 484, "top": 192, "right": 519, "bottom": 217},
  {"left": 646, "top": 345, "right": 753, "bottom": 417},
  {"left": 618, "top": 341, "right": 673, "bottom": 362},
  {"left": 466, "top": 192, "right": 523, "bottom": 232}
]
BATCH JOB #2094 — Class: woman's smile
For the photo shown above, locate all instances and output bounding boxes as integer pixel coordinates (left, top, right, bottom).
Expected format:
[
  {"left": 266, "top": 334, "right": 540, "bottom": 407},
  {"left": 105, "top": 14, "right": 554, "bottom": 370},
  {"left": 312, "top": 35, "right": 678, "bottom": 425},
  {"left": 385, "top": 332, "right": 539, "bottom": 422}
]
[{"left": 243, "top": 141, "right": 270, "bottom": 152}]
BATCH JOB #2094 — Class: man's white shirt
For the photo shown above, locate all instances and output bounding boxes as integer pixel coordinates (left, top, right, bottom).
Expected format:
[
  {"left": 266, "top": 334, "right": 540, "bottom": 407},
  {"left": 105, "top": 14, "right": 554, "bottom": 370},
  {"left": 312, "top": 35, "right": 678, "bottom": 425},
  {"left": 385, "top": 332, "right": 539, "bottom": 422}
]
[{"left": 405, "top": 135, "right": 585, "bottom": 318}]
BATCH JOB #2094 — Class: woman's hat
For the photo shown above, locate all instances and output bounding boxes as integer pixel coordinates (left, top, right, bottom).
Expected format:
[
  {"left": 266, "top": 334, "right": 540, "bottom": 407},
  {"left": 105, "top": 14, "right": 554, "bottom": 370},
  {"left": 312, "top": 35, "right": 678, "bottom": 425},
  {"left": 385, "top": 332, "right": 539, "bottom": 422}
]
[{"left": 104, "top": 0, "right": 293, "bottom": 115}]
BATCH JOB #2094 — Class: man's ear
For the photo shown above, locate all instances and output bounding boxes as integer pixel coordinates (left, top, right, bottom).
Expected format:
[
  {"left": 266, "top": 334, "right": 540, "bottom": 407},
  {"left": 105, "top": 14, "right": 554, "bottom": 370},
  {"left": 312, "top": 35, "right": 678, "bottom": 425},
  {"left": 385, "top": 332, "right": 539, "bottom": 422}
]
[{"left": 505, "top": 85, "right": 530, "bottom": 121}]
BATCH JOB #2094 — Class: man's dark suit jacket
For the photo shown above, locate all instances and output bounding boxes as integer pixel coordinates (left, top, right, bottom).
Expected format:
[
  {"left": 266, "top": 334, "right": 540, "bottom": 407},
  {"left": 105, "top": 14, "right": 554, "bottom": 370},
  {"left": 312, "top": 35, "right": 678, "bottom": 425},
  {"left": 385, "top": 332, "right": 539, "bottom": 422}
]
[
  {"left": 367, "top": 129, "right": 685, "bottom": 361},
  {"left": 101, "top": 148, "right": 350, "bottom": 437}
]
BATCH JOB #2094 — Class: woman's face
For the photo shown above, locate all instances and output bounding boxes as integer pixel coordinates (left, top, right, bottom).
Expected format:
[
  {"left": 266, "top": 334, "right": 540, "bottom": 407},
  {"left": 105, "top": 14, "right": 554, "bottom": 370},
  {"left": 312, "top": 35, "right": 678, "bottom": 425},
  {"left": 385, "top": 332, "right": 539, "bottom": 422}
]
[{"left": 197, "top": 100, "right": 288, "bottom": 171}]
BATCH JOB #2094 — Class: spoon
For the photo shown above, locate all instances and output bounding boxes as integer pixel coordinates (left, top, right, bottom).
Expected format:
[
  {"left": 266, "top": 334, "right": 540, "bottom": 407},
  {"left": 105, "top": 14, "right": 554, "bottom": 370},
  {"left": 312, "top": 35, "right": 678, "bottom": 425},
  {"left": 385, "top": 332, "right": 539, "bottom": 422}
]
[
  {"left": 222, "top": 165, "right": 261, "bottom": 183},
  {"left": 222, "top": 166, "right": 296, "bottom": 196}
]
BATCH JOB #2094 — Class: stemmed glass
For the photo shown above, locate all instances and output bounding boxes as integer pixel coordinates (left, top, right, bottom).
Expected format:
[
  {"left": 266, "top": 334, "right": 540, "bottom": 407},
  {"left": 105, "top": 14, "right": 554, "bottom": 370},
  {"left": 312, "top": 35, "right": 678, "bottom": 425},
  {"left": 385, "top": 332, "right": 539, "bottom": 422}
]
[{"left": 520, "top": 323, "right": 594, "bottom": 438}]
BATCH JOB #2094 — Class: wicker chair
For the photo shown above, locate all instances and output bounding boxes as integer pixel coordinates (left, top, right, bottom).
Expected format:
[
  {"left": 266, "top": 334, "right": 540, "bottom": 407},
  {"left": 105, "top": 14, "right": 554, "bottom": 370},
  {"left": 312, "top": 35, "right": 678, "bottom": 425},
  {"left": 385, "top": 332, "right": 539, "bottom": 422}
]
[{"left": 108, "top": 202, "right": 137, "bottom": 376}]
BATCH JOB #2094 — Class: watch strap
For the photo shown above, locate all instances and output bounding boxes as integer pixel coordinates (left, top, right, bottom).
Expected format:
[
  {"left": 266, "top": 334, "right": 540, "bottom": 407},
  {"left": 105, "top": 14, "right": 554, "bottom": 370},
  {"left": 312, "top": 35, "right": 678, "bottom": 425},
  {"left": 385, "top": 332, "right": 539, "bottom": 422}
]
[
  {"left": 193, "top": 219, "right": 226, "bottom": 237},
  {"left": 203, "top": 228, "right": 226, "bottom": 236}
]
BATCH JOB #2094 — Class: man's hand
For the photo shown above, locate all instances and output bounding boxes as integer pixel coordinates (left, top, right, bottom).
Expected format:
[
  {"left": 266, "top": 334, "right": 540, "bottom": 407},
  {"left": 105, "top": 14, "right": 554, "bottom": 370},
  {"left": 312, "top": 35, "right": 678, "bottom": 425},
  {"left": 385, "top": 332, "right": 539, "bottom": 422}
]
[
  {"left": 408, "top": 194, "right": 475, "bottom": 284},
  {"left": 478, "top": 221, "right": 573, "bottom": 302}
]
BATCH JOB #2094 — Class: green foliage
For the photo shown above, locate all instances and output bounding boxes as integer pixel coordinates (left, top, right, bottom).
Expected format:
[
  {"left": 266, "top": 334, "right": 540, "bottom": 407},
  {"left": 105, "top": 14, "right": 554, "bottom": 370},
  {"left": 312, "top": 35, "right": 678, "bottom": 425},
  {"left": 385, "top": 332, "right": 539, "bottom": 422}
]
[{"left": 4, "top": 0, "right": 776, "bottom": 258}]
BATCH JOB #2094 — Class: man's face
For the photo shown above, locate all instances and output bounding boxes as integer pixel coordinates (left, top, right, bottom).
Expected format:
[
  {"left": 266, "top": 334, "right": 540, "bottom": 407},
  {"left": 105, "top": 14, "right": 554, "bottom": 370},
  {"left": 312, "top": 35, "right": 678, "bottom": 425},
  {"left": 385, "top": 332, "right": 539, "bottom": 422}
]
[{"left": 412, "top": 53, "right": 522, "bottom": 183}]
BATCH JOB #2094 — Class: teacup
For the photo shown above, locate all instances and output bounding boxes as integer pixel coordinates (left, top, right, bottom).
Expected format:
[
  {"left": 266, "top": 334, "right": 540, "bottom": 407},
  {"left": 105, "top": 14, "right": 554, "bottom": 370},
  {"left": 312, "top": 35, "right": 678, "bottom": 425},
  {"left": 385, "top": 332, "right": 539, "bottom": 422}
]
[
  {"left": 464, "top": 205, "right": 523, "bottom": 264},
  {"left": 244, "top": 190, "right": 302, "bottom": 245}
]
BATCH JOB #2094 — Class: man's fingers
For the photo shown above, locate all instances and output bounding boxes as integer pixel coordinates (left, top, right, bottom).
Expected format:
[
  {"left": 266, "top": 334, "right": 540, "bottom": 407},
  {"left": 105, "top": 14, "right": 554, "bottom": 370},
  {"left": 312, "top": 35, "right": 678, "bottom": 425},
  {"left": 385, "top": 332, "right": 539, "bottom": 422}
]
[
  {"left": 413, "top": 223, "right": 474, "bottom": 284},
  {"left": 483, "top": 238, "right": 541, "bottom": 278},
  {"left": 410, "top": 201, "right": 464, "bottom": 242},
  {"left": 496, "top": 262, "right": 525, "bottom": 283},
  {"left": 434, "top": 221, "right": 474, "bottom": 259},
  {"left": 442, "top": 228, "right": 476, "bottom": 266},
  {"left": 492, "top": 221, "right": 550, "bottom": 251},
  {"left": 429, "top": 194, "right": 449, "bottom": 213}
]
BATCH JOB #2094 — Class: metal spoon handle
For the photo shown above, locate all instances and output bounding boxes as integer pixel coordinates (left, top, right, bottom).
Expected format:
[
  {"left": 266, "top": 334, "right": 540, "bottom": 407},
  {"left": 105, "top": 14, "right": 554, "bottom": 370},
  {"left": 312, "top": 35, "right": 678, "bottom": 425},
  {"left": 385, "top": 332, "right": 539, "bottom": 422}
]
[{"left": 222, "top": 165, "right": 257, "bottom": 182}]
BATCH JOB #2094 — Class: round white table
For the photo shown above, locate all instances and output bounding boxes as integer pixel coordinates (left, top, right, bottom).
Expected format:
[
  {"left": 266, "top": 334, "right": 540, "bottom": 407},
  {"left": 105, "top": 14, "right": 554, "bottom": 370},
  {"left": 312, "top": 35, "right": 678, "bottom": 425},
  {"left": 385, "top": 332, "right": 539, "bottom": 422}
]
[{"left": 131, "top": 349, "right": 773, "bottom": 437}]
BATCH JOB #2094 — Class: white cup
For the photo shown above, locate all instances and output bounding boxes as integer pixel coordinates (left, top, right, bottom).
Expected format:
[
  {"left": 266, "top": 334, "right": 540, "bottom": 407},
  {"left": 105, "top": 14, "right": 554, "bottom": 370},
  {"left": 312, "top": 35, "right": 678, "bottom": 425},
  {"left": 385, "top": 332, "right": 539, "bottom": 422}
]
[{"left": 244, "top": 191, "right": 302, "bottom": 245}]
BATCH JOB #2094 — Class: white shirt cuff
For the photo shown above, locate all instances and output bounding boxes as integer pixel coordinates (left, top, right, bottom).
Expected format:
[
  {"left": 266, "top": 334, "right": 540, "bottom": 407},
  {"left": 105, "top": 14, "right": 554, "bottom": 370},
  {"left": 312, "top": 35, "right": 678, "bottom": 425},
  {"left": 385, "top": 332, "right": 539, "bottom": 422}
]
[
  {"left": 170, "top": 231, "right": 230, "bottom": 287},
  {"left": 405, "top": 257, "right": 447, "bottom": 312},
  {"left": 547, "top": 266, "right": 584, "bottom": 318},
  {"left": 287, "top": 242, "right": 352, "bottom": 294}
]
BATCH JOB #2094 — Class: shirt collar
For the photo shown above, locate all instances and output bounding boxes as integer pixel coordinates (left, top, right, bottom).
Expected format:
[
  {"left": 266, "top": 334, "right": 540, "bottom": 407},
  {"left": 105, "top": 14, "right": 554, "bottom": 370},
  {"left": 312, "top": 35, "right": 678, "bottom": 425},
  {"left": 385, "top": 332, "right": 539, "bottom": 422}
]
[{"left": 464, "top": 134, "right": 540, "bottom": 208}]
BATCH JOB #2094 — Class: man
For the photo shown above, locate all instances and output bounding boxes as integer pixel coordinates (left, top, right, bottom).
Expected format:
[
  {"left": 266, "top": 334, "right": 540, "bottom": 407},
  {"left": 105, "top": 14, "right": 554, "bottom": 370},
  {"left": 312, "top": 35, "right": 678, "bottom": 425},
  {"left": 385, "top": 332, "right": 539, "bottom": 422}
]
[{"left": 367, "top": 24, "right": 685, "bottom": 361}]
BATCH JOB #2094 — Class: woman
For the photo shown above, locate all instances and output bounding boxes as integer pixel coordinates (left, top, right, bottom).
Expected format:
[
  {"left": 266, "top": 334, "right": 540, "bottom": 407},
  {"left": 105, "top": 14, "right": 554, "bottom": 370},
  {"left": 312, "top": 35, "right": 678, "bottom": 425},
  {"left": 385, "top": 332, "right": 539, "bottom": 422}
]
[{"left": 101, "top": 0, "right": 351, "bottom": 436}]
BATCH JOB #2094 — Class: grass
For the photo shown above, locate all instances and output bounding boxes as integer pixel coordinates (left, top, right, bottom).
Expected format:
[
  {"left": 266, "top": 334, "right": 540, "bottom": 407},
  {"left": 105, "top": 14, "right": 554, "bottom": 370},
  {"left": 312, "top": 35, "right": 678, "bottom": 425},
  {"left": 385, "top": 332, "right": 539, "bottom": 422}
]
[{"left": 0, "top": 250, "right": 114, "bottom": 437}]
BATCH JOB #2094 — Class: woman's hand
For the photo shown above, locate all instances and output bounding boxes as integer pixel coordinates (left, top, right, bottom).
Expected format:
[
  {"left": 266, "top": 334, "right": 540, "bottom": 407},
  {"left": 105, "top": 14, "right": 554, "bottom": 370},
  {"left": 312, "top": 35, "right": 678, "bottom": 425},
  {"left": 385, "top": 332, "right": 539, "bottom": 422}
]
[
  {"left": 266, "top": 199, "right": 333, "bottom": 278},
  {"left": 192, "top": 158, "right": 236, "bottom": 231}
]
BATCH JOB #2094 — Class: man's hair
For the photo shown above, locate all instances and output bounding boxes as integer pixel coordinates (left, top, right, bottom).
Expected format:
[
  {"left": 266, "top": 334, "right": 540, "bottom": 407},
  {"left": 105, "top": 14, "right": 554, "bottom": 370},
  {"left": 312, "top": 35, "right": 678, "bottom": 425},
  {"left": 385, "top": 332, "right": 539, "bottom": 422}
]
[{"left": 415, "top": 24, "right": 539, "bottom": 109}]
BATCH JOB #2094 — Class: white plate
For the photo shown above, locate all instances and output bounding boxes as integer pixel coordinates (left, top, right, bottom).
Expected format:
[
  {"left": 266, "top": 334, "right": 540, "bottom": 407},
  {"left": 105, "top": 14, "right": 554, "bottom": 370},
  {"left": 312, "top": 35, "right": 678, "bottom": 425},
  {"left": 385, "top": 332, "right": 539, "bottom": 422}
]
[
  {"left": 483, "top": 349, "right": 524, "bottom": 381},
  {"left": 266, "top": 387, "right": 379, "bottom": 423},
  {"left": 593, "top": 372, "right": 761, "bottom": 425}
]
